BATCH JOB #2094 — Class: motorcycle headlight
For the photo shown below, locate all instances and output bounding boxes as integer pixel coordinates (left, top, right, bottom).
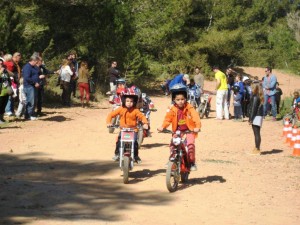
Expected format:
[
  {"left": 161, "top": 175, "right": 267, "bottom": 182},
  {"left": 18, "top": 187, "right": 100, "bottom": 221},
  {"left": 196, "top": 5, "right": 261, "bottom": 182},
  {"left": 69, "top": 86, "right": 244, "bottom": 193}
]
[{"left": 172, "top": 137, "right": 181, "bottom": 146}]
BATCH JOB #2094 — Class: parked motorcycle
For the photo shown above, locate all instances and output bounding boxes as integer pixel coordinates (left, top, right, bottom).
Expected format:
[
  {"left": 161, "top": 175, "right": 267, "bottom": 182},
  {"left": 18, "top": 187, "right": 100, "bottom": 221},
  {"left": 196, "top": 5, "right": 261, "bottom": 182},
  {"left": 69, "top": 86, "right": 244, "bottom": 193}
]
[
  {"left": 198, "top": 92, "right": 212, "bottom": 119},
  {"left": 160, "top": 129, "right": 195, "bottom": 192}
]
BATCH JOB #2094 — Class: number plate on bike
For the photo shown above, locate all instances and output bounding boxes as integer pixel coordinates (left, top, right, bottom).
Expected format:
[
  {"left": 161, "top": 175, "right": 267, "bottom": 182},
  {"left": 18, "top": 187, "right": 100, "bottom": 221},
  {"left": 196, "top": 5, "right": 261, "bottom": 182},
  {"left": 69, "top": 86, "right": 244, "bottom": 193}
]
[{"left": 121, "top": 131, "right": 134, "bottom": 140}]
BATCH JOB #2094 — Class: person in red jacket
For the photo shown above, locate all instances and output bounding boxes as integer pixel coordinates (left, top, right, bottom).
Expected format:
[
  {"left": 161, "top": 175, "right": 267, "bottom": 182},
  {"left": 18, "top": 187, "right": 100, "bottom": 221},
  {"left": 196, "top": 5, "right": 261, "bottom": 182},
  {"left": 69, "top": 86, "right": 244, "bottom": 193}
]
[
  {"left": 157, "top": 83, "right": 201, "bottom": 171},
  {"left": 106, "top": 88, "right": 149, "bottom": 163}
]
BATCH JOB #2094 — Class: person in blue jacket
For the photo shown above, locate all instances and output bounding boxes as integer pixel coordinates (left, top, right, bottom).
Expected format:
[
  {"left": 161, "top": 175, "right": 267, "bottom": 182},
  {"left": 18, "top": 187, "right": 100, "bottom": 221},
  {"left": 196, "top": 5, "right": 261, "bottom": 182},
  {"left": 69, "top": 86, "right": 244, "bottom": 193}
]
[
  {"left": 168, "top": 74, "right": 190, "bottom": 89},
  {"left": 262, "top": 66, "right": 277, "bottom": 120}
]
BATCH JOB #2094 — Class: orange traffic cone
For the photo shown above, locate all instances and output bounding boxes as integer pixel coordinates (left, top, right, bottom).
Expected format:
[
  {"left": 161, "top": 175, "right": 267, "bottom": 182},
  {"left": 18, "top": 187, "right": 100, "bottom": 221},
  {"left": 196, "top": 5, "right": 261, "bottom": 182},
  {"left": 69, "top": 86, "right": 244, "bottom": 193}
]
[
  {"left": 292, "top": 130, "right": 300, "bottom": 156},
  {"left": 290, "top": 126, "right": 298, "bottom": 147},
  {"left": 282, "top": 118, "right": 290, "bottom": 137},
  {"left": 285, "top": 124, "right": 292, "bottom": 144}
]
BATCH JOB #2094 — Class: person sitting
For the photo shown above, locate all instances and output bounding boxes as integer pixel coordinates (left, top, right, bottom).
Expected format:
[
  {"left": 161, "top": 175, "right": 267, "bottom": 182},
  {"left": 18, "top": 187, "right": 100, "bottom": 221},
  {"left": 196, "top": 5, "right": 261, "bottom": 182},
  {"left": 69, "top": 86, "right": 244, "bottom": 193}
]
[{"left": 106, "top": 89, "right": 149, "bottom": 163}]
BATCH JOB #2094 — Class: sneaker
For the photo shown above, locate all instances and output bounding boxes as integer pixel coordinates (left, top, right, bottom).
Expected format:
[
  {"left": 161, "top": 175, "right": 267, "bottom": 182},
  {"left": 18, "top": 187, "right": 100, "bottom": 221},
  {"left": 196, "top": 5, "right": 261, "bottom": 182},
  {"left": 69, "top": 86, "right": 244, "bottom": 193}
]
[
  {"left": 134, "top": 156, "right": 142, "bottom": 164},
  {"left": 112, "top": 155, "right": 119, "bottom": 161},
  {"left": 30, "top": 116, "right": 38, "bottom": 121},
  {"left": 272, "top": 117, "right": 277, "bottom": 121},
  {"left": 190, "top": 164, "right": 198, "bottom": 171},
  {"left": 249, "top": 148, "right": 261, "bottom": 155}
]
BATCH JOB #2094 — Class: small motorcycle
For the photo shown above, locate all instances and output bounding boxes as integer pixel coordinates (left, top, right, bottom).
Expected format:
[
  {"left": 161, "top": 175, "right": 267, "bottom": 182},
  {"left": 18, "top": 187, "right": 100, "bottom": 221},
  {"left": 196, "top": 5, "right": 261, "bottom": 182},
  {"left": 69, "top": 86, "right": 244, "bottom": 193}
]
[
  {"left": 109, "top": 126, "right": 137, "bottom": 184},
  {"left": 282, "top": 106, "right": 300, "bottom": 127},
  {"left": 160, "top": 129, "right": 194, "bottom": 192},
  {"left": 198, "top": 92, "right": 212, "bottom": 119},
  {"left": 187, "top": 88, "right": 200, "bottom": 110},
  {"left": 137, "top": 93, "right": 157, "bottom": 148}
]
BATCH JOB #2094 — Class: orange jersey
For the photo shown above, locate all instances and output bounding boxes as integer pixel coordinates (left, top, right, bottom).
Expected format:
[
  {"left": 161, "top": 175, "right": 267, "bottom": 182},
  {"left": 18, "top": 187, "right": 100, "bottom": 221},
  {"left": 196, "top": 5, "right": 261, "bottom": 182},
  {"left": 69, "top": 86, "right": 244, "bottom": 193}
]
[
  {"left": 161, "top": 103, "right": 201, "bottom": 137},
  {"left": 106, "top": 107, "right": 148, "bottom": 131}
]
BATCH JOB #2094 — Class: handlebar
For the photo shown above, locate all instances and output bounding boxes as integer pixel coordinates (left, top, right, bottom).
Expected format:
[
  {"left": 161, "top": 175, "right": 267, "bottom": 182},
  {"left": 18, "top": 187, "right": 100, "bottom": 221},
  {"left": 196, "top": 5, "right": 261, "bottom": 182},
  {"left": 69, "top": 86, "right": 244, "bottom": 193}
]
[{"left": 158, "top": 129, "right": 200, "bottom": 134}]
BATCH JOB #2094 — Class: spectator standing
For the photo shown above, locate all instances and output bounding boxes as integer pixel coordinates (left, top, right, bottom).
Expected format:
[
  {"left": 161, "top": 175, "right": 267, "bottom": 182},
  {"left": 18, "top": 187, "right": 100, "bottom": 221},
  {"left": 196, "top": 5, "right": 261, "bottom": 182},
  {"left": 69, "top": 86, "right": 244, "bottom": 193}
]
[
  {"left": 60, "top": 59, "right": 73, "bottom": 106},
  {"left": 193, "top": 67, "right": 204, "bottom": 92},
  {"left": 78, "top": 61, "right": 91, "bottom": 108},
  {"left": 108, "top": 61, "right": 121, "bottom": 102},
  {"left": 22, "top": 54, "right": 44, "bottom": 120},
  {"left": 226, "top": 67, "right": 235, "bottom": 105},
  {"left": 12, "top": 52, "right": 22, "bottom": 82},
  {"left": 0, "top": 59, "right": 12, "bottom": 124},
  {"left": 15, "top": 77, "right": 26, "bottom": 119},
  {"left": 213, "top": 65, "right": 229, "bottom": 120},
  {"left": 3, "top": 54, "right": 17, "bottom": 116},
  {"left": 36, "top": 57, "right": 52, "bottom": 115},
  {"left": 248, "top": 81, "right": 264, "bottom": 155},
  {"left": 68, "top": 51, "right": 79, "bottom": 98},
  {"left": 108, "top": 61, "right": 121, "bottom": 93},
  {"left": 275, "top": 82, "right": 282, "bottom": 114},
  {"left": 262, "top": 66, "right": 277, "bottom": 121}
]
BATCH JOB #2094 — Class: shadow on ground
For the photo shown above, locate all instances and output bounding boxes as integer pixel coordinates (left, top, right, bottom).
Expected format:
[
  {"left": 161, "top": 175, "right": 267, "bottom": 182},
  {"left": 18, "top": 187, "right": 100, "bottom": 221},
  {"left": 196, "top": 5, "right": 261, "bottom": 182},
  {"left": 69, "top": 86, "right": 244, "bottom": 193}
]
[
  {"left": 178, "top": 175, "right": 226, "bottom": 191},
  {"left": 40, "top": 115, "right": 71, "bottom": 122},
  {"left": 261, "top": 149, "right": 283, "bottom": 155},
  {"left": 128, "top": 169, "right": 165, "bottom": 184},
  {"left": 0, "top": 153, "right": 171, "bottom": 224}
]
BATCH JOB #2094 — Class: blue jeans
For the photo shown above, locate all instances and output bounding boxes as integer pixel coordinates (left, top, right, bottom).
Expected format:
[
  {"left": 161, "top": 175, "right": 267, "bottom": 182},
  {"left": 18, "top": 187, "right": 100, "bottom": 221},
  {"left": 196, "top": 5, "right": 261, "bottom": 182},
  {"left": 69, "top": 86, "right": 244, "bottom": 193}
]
[
  {"left": 263, "top": 94, "right": 277, "bottom": 117},
  {"left": 24, "top": 85, "right": 35, "bottom": 118},
  {"left": 5, "top": 96, "right": 15, "bottom": 114}
]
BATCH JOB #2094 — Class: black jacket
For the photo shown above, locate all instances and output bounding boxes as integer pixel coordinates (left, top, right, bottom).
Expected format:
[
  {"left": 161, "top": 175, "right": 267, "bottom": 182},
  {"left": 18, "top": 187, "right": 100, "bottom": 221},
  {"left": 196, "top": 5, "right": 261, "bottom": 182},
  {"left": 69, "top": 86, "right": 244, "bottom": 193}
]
[{"left": 248, "top": 94, "right": 263, "bottom": 123}]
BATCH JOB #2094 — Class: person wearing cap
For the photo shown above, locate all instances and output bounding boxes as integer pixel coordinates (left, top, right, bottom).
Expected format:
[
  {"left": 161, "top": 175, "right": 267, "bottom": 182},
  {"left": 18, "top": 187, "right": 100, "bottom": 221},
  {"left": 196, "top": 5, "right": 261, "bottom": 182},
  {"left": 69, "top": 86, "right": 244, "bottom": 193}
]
[
  {"left": 168, "top": 73, "right": 190, "bottom": 90},
  {"left": 213, "top": 65, "right": 229, "bottom": 120}
]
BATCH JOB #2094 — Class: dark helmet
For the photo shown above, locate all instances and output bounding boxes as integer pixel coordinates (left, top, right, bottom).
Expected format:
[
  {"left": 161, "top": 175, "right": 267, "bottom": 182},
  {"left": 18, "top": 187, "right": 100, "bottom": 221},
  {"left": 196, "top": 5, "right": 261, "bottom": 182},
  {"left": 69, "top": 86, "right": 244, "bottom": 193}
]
[
  {"left": 170, "top": 83, "right": 188, "bottom": 100},
  {"left": 233, "top": 85, "right": 240, "bottom": 93},
  {"left": 121, "top": 88, "right": 139, "bottom": 107},
  {"left": 116, "top": 78, "right": 126, "bottom": 85}
]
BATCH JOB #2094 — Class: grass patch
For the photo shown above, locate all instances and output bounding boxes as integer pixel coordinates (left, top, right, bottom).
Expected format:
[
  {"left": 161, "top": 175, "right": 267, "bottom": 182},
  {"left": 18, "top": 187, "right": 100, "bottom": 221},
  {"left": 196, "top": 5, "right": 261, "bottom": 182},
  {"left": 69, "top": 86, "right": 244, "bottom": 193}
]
[{"left": 201, "top": 159, "right": 237, "bottom": 165}]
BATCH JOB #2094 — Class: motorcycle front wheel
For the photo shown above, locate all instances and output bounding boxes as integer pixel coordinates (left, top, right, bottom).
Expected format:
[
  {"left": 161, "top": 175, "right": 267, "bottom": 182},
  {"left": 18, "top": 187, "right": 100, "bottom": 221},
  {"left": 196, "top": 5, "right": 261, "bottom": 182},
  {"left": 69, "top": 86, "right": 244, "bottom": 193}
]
[
  {"left": 122, "top": 156, "right": 130, "bottom": 184},
  {"left": 137, "top": 127, "right": 144, "bottom": 149},
  {"left": 166, "top": 161, "right": 180, "bottom": 192}
]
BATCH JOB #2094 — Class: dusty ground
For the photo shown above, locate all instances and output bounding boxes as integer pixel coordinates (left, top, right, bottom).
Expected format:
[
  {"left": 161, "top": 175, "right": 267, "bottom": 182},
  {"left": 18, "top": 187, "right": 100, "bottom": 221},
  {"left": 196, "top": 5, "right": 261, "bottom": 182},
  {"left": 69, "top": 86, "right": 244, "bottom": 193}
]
[{"left": 0, "top": 67, "right": 299, "bottom": 225}]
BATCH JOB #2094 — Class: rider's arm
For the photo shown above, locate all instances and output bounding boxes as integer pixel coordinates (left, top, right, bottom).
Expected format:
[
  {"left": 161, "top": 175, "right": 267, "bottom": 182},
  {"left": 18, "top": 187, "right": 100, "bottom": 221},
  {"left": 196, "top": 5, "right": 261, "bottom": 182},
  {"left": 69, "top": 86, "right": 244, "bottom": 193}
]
[{"left": 106, "top": 107, "right": 122, "bottom": 125}]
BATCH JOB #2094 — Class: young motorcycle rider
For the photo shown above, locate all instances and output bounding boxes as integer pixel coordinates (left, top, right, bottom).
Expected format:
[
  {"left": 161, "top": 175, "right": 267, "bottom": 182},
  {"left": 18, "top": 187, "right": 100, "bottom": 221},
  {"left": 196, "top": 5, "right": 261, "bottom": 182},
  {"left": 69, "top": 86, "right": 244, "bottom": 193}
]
[
  {"left": 106, "top": 89, "right": 149, "bottom": 163},
  {"left": 157, "top": 84, "right": 201, "bottom": 171}
]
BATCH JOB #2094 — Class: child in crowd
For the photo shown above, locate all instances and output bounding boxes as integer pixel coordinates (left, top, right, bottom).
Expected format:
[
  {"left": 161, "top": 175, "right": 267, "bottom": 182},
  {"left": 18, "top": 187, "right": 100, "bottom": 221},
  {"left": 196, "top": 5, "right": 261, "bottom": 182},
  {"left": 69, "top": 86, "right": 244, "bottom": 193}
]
[
  {"left": 233, "top": 85, "right": 243, "bottom": 121},
  {"left": 157, "top": 83, "right": 201, "bottom": 171},
  {"left": 275, "top": 82, "right": 282, "bottom": 114},
  {"left": 15, "top": 78, "right": 26, "bottom": 118},
  {"left": 291, "top": 91, "right": 300, "bottom": 109},
  {"left": 106, "top": 89, "right": 149, "bottom": 163}
]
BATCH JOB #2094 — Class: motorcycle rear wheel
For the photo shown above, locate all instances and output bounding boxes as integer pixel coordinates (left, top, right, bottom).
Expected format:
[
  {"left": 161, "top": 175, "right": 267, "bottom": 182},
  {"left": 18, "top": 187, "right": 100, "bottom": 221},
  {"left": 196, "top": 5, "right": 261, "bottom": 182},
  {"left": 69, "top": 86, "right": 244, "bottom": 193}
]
[
  {"left": 122, "top": 156, "right": 130, "bottom": 184},
  {"left": 108, "top": 117, "right": 116, "bottom": 133},
  {"left": 166, "top": 161, "right": 180, "bottom": 192}
]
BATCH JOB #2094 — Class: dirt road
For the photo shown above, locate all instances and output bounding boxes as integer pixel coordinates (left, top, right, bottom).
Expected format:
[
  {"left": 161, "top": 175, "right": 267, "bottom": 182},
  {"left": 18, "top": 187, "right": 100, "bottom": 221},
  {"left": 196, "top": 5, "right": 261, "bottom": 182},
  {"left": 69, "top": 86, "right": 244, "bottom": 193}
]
[{"left": 0, "top": 67, "right": 299, "bottom": 225}]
